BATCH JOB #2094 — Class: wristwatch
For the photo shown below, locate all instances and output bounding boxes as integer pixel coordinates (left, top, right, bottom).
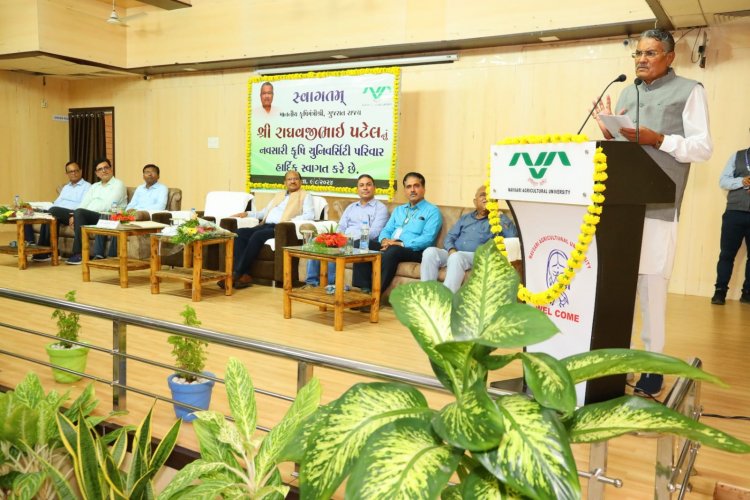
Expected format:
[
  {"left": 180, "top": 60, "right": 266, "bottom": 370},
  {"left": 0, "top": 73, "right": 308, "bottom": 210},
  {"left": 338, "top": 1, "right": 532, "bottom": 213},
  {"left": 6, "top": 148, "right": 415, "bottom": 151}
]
[{"left": 654, "top": 134, "right": 665, "bottom": 149}]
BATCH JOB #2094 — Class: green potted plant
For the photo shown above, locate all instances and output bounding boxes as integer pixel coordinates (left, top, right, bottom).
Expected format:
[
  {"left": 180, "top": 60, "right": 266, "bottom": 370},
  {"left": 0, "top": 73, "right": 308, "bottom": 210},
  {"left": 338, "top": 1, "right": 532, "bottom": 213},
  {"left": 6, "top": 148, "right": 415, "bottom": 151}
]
[
  {"left": 167, "top": 305, "right": 213, "bottom": 421},
  {"left": 0, "top": 373, "right": 112, "bottom": 499},
  {"left": 36, "top": 404, "right": 180, "bottom": 499},
  {"left": 296, "top": 241, "right": 750, "bottom": 499},
  {"left": 45, "top": 290, "right": 89, "bottom": 383},
  {"left": 158, "top": 357, "right": 321, "bottom": 499}
]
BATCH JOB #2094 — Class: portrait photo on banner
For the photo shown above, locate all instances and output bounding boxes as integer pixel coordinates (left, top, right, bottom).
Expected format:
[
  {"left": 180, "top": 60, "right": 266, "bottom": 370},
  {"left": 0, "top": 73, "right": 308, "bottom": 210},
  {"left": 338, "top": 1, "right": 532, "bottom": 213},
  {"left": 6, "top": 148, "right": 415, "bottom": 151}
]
[{"left": 246, "top": 67, "right": 400, "bottom": 199}]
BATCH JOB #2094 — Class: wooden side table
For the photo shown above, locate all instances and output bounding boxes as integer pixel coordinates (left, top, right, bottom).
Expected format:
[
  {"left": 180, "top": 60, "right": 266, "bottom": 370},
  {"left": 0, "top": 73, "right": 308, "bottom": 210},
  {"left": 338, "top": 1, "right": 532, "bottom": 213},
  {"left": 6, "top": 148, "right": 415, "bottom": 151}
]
[
  {"left": 0, "top": 216, "right": 59, "bottom": 269},
  {"left": 150, "top": 234, "right": 234, "bottom": 302},
  {"left": 283, "top": 246, "right": 381, "bottom": 331},
  {"left": 81, "top": 225, "right": 160, "bottom": 287}
]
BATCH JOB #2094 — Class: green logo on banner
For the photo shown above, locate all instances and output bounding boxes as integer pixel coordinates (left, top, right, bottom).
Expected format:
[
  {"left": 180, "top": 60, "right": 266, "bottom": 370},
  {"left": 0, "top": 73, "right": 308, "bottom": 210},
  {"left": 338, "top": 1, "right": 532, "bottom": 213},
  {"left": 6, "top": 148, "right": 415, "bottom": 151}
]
[
  {"left": 363, "top": 86, "right": 391, "bottom": 99},
  {"left": 509, "top": 151, "right": 571, "bottom": 179}
]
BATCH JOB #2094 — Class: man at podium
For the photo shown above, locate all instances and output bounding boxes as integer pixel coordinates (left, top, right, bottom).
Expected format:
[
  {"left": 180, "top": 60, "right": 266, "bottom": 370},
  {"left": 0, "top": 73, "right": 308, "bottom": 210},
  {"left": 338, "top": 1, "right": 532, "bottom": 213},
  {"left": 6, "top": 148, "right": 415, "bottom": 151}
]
[{"left": 592, "top": 28, "right": 713, "bottom": 396}]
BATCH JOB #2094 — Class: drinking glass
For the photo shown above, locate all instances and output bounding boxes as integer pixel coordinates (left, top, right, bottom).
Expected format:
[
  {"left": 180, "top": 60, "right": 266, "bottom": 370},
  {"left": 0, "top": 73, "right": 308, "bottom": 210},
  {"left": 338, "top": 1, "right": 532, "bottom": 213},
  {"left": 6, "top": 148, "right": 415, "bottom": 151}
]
[{"left": 301, "top": 229, "right": 314, "bottom": 249}]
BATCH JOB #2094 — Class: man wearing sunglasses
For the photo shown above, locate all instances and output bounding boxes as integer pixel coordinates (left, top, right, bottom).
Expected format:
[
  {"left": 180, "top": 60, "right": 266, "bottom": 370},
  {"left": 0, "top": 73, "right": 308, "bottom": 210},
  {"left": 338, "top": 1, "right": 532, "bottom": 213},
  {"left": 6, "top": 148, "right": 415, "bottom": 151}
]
[
  {"left": 66, "top": 158, "right": 127, "bottom": 265},
  {"left": 592, "top": 28, "right": 713, "bottom": 397}
]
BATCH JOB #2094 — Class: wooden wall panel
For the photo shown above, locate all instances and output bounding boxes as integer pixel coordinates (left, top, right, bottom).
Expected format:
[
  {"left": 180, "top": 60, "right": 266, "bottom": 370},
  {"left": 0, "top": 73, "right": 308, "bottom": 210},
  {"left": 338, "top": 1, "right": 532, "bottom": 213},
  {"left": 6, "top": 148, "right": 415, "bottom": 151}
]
[
  {"left": 0, "top": 71, "right": 69, "bottom": 204},
  {"left": 124, "top": 0, "right": 652, "bottom": 68},
  {"left": 37, "top": 0, "right": 127, "bottom": 67},
  {"left": 0, "top": 0, "right": 39, "bottom": 53}
]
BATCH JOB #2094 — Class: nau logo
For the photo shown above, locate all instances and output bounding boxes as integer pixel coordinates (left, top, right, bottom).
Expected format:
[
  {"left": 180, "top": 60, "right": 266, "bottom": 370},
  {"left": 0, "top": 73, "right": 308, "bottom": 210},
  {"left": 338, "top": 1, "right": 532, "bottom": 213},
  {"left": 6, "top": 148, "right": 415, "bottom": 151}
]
[
  {"left": 509, "top": 151, "right": 571, "bottom": 179},
  {"left": 363, "top": 86, "right": 392, "bottom": 99}
]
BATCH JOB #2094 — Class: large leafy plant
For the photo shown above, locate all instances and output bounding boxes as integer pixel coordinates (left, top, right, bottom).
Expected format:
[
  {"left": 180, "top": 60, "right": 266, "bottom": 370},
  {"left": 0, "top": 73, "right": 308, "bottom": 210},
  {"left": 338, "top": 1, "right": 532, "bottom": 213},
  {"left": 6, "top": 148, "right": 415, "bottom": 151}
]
[
  {"left": 297, "top": 241, "right": 750, "bottom": 499},
  {"left": 0, "top": 373, "right": 114, "bottom": 499},
  {"left": 158, "top": 357, "right": 321, "bottom": 499},
  {"left": 168, "top": 305, "right": 208, "bottom": 383}
]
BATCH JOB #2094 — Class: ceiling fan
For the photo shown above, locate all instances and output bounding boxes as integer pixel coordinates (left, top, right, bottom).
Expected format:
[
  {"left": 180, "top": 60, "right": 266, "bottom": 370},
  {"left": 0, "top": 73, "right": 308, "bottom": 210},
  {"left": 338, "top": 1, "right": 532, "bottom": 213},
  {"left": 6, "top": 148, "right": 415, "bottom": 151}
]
[{"left": 106, "top": 0, "right": 146, "bottom": 27}]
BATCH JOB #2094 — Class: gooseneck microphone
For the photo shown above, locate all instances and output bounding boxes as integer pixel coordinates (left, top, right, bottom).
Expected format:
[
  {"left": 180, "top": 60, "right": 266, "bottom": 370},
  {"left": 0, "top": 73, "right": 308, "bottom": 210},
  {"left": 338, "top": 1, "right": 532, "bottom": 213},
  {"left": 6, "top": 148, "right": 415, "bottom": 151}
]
[
  {"left": 634, "top": 78, "right": 643, "bottom": 144},
  {"left": 576, "top": 73, "right": 627, "bottom": 135}
]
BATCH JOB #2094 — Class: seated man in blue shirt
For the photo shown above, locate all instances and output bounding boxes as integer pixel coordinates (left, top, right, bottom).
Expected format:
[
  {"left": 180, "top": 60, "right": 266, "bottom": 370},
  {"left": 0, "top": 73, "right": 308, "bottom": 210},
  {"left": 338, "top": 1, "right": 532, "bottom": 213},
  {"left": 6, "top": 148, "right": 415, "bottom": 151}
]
[
  {"left": 304, "top": 174, "right": 389, "bottom": 289},
  {"left": 421, "top": 185, "right": 517, "bottom": 293},
  {"left": 31, "top": 161, "right": 92, "bottom": 262},
  {"left": 95, "top": 163, "right": 168, "bottom": 258},
  {"left": 353, "top": 172, "right": 442, "bottom": 306}
]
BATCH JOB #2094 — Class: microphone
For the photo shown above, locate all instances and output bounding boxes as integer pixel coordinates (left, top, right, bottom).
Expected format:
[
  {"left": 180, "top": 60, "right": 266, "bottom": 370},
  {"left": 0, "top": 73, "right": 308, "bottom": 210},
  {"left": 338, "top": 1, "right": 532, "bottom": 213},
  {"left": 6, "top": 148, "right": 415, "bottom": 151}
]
[
  {"left": 633, "top": 78, "right": 643, "bottom": 144},
  {"left": 577, "top": 73, "right": 627, "bottom": 135}
]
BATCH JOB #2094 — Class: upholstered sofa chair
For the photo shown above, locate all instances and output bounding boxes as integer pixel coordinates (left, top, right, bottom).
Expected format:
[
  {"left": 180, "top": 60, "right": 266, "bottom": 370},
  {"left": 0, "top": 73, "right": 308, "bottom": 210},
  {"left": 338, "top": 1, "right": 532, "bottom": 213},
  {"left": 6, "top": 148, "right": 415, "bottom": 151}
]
[{"left": 300, "top": 199, "right": 521, "bottom": 300}]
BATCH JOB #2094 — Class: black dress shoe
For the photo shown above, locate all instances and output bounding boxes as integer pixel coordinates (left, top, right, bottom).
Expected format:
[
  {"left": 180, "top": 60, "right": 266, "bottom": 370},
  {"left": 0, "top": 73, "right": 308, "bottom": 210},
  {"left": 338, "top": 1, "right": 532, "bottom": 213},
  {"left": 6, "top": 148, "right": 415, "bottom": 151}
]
[{"left": 711, "top": 289, "right": 726, "bottom": 305}]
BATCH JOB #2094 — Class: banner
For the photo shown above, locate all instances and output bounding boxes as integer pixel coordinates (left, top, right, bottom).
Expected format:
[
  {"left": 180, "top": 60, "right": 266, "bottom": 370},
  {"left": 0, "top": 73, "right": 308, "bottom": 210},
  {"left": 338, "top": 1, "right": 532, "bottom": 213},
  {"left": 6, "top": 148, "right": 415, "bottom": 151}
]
[
  {"left": 490, "top": 142, "right": 596, "bottom": 206},
  {"left": 247, "top": 68, "right": 400, "bottom": 199}
]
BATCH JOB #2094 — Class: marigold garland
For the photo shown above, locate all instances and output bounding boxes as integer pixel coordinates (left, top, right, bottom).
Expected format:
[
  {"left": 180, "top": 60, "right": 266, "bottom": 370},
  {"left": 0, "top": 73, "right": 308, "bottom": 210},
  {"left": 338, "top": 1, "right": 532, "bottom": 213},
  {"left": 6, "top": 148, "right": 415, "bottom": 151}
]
[{"left": 486, "top": 133, "right": 608, "bottom": 306}]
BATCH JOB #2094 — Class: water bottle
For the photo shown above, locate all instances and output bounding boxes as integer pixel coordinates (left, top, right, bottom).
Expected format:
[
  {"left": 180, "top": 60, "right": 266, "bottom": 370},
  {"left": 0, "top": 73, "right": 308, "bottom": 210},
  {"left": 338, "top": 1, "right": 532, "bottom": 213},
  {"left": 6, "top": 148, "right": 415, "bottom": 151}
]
[
  {"left": 110, "top": 202, "right": 118, "bottom": 221},
  {"left": 359, "top": 218, "right": 370, "bottom": 250},
  {"left": 191, "top": 208, "right": 197, "bottom": 220},
  {"left": 13, "top": 195, "right": 20, "bottom": 209}
]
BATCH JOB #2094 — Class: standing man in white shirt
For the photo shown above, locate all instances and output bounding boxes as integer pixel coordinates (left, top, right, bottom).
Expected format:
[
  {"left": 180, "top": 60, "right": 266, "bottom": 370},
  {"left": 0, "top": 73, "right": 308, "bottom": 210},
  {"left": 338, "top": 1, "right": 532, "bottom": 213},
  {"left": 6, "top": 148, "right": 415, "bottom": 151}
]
[
  {"left": 593, "top": 28, "right": 713, "bottom": 396},
  {"left": 31, "top": 161, "right": 91, "bottom": 262}
]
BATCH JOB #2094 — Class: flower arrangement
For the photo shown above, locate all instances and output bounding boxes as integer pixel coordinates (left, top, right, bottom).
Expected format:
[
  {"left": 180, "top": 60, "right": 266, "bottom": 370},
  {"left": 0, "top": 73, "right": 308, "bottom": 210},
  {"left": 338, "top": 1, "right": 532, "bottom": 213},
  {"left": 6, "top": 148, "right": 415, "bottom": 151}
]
[
  {"left": 109, "top": 208, "right": 137, "bottom": 222},
  {"left": 0, "top": 202, "right": 34, "bottom": 222},
  {"left": 312, "top": 225, "right": 348, "bottom": 249},
  {"left": 170, "top": 218, "right": 233, "bottom": 245},
  {"left": 0, "top": 206, "right": 12, "bottom": 223}
]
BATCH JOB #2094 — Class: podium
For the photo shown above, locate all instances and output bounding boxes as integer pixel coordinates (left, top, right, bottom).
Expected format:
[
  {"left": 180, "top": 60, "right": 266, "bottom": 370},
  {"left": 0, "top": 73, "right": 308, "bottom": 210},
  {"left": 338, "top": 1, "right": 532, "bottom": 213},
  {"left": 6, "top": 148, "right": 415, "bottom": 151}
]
[{"left": 490, "top": 141, "right": 675, "bottom": 404}]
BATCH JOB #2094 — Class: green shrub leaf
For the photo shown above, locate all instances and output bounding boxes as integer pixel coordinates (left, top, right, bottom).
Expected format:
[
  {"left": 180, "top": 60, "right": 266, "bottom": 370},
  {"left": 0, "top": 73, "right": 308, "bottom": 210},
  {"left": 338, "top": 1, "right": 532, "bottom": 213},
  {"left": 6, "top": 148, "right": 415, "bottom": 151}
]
[
  {"left": 563, "top": 349, "right": 726, "bottom": 386},
  {"left": 255, "top": 377, "right": 320, "bottom": 484},
  {"left": 225, "top": 358, "right": 257, "bottom": 450},
  {"left": 461, "top": 467, "right": 523, "bottom": 499},
  {"left": 432, "top": 379, "right": 504, "bottom": 451},
  {"left": 452, "top": 241, "right": 519, "bottom": 339},
  {"left": 390, "top": 282, "right": 455, "bottom": 368},
  {"left": 346, "top": 417, "right": 462, "bottom": 499},
  {"left": 300, "top": 382, "right": 432, "bottom": 500},
  {"left": 475, "top": 395, "right": 579, "bottom": 500},
  {"left": 157, "top": 460, "right": 229, "bottom": 500},
  {"left": 519, "top": 352, "right": 576, "bottom": 415},
  {"left": 568, "top": 396, "right": 750, "bottom": 452}
]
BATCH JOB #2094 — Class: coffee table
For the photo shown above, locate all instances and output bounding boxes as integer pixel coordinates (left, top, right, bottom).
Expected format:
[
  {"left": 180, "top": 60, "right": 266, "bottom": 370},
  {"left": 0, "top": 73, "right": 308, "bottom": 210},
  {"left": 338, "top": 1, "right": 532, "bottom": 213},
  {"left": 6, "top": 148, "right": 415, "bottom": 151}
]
[
  {"left": 81, "top": 224, "right": 162, "bottom": 287},
  {"left": 283, "top": 246, "right": 381, "bottom": 331},
  {"left": 0, "top": 215, "right": 59, "bottom": 269},
  {"left": 150, "top": 234, "right": 234, "bottom": 302}
]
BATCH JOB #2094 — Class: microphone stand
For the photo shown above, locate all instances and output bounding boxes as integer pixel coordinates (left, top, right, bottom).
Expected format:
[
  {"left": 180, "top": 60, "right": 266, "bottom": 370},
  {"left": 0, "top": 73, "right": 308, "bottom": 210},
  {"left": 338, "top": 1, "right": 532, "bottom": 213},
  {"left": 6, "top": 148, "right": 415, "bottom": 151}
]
[{"left": 576, "top": 74, "right": 627, "bottom": 135}]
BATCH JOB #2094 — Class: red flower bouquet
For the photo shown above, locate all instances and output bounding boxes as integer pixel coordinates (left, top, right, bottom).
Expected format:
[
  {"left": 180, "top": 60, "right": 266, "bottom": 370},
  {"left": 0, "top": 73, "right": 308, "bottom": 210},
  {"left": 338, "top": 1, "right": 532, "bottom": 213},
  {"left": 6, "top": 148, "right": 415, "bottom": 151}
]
[
  {"left": 110, "top": 209, "right": 137, "bottom": 222},
  {"left": 314, "top": 231, "right": 348, "bottom": 248}
]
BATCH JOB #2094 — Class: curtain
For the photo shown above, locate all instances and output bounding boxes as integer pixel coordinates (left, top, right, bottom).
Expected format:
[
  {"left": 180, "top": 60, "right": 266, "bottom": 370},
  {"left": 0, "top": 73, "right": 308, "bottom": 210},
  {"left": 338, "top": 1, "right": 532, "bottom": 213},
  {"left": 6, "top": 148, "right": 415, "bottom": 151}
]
[{"left": 68, "top": 110, "right": 107, "bottom": 183}]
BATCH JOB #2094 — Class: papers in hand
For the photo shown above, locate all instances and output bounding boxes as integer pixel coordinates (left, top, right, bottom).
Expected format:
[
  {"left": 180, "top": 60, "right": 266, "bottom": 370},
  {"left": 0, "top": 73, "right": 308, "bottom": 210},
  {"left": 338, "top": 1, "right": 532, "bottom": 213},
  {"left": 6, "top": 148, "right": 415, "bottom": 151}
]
[{"left": 598, "top": 114, "right": 635, "bottom": 140}]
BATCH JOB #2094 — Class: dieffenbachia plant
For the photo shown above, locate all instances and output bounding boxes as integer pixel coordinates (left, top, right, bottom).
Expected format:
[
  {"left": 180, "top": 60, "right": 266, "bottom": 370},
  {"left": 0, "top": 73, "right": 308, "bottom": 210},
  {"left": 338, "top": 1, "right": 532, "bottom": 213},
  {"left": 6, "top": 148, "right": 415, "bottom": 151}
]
[{"left": 297, "top": 241, "right": 750, "bottom": 499}]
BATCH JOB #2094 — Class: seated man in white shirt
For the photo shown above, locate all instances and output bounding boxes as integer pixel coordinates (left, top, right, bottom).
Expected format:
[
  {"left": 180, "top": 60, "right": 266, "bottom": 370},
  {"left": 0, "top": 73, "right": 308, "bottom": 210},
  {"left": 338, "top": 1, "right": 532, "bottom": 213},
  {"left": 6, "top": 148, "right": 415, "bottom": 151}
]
[
  {"left": 217, "top": 170, "right": 314, "bottom": 289},
  {"left": 95, "top": 163, "right": 168, "bottom": 258},
  {"left": 66, "top": 158, "right": 127, "bottom": 265},
  {"left": 31, "top": 161, "right": 91, "bottom": 262}
]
